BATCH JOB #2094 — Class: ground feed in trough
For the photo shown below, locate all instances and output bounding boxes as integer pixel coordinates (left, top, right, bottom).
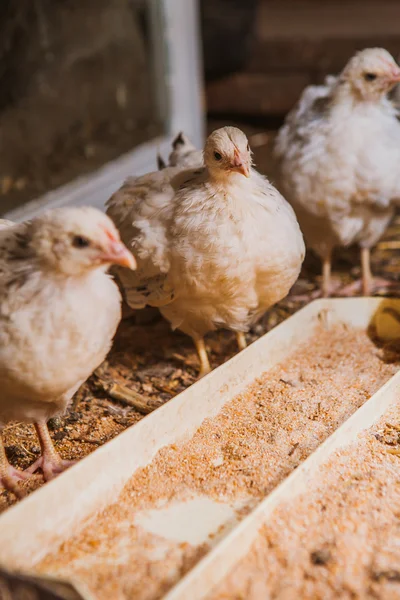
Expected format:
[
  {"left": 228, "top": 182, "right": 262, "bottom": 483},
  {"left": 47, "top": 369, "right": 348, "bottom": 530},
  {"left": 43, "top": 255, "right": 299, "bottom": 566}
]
[{"left": 210, "top": 403, "right": 400, "bottom": 600}]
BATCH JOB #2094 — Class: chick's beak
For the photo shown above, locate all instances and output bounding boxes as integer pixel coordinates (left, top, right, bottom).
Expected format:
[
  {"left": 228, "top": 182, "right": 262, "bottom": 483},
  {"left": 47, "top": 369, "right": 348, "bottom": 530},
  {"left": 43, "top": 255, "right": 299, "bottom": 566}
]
[
  {"left": 102, "top": 241, "right": 136, "bottom": 270},
  {"left": 231, "top": 150, "right": 250, "bottom": 178},
  {"left": 388, "top": 69, "right": 400, "bottom": 84}
]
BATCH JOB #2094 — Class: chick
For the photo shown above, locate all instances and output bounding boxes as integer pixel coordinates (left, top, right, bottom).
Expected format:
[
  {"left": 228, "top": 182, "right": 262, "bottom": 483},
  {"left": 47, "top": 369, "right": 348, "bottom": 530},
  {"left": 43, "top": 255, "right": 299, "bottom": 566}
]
[
  {"left": 275, "top": 48, "right": 400, "bottom": 297},
  {"left": 166, "top": 132, "right": 203, "bottom": 168},
  {"left": 0, "top": 207, "right": 135, "bottom": 497},
  {"left": 157, "top": 132, "right": 203, "bottom": 171},
  {"left": 107, "top": 126, "right": 305, "bottom": 377}
]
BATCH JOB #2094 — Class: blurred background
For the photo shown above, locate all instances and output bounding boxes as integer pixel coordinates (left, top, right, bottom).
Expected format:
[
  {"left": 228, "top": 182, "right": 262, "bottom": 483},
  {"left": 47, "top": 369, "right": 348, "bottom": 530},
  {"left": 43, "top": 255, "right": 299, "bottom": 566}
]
[{"left": 1, "top": 0, "right": 400, "bottom": 218}]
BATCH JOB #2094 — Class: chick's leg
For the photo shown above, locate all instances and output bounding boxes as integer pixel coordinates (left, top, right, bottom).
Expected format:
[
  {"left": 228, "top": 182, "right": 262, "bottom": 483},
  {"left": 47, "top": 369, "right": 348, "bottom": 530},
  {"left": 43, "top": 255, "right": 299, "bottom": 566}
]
[
  {"left": 193, "top": 338, "right": 211, "bottom": 378},
  {"left": 360, "top": 247, "right": 394, "bottom": 294},
  {"left": 26, "top": 422, "right": 76, "bottom": 481},
  {"left": 339, "top": 247, "right": 396, "bottom": 297},
  {"left": 361, "top": 247, "right": 372, "bottom": 296},
  {"left": 236, "top": 332, "right": 247, "bottom": 351},
  {"left": 290, "top": 251, "right": 341, "bottom": 301},
  {"left": 0, "top": 434, "right": 30, "bottom": 498},
  {"left": 322, "top": 256, "right": 332, "bottom": 298}
]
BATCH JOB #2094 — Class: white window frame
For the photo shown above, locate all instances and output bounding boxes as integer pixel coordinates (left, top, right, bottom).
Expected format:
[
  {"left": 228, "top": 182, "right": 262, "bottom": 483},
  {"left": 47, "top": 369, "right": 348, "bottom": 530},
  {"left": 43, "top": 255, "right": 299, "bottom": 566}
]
[{"left": 5, "top": 0, "right": 204, "bottom": 222}]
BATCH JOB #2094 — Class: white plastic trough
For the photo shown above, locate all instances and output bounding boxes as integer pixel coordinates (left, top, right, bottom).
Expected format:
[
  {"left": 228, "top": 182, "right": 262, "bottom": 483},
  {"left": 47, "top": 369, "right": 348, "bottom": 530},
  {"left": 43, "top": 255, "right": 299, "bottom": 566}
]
[{"left": 0, "top": 297, "right": 398, "bottom": 599}]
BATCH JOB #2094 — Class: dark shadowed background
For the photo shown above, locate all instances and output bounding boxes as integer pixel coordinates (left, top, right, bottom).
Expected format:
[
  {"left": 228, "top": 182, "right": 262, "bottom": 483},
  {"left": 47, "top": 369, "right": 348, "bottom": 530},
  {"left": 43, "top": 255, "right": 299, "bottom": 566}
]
[{"left": 1, "top": 0, "right": 400, "bottom": 215}]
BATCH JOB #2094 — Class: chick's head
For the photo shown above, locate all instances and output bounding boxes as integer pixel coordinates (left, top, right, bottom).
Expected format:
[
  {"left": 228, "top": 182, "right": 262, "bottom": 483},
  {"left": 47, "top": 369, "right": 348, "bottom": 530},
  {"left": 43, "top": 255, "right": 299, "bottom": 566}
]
[
  {"left": 340, "top": 48, "right": 400, "bottom": 100},
  {"left": 204, "top": 126, "right": 252, "bottom": 180},
  {"left": 27, "top": 207, "right": 136, "bottom": 276}
]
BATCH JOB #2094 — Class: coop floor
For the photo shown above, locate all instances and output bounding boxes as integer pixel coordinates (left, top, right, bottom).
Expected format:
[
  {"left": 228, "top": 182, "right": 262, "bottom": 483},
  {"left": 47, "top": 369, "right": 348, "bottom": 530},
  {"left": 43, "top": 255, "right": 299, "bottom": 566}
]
[{"left": 0, "top": 122, "right": 399, "bottom": 513}]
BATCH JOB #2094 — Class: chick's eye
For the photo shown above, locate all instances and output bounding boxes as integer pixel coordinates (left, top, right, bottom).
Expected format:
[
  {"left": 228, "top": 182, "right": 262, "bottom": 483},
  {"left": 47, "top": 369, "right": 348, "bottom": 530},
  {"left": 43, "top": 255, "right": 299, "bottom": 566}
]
[
  {"left": 364, "top": 72, "right": 377, "bottom": 82},
  {"left": 214, "top": 151, "right": 222, "bottom": 161},
  {"left": 72, "top": 235, "right": 90, "bottom": 249}
]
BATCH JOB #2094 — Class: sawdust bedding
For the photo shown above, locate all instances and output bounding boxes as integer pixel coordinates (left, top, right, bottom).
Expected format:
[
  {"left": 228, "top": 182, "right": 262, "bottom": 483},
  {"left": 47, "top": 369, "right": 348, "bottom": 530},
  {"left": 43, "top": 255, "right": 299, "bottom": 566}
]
[{"left": 35, "top": 324, "right": 398, "bottom": 600}]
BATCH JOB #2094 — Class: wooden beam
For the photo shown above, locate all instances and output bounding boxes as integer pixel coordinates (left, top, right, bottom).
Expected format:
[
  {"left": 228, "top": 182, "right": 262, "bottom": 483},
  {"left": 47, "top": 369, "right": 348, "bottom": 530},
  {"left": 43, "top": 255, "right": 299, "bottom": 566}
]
[{"left": 206, "top": 72, "right": 311, "bottom": 117}]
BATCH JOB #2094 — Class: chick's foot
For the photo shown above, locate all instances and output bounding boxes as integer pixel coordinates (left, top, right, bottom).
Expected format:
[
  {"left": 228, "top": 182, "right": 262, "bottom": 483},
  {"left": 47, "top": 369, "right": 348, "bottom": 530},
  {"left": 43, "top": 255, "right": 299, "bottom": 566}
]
[
  {"left": 26, "top": 421, "right": 76, "bottom": 481},
  {"left": 26, "top": 454, "right": 76, "bottom": 481},
  {"left": 290, "top": 277, "right": 343, "bottom": 301},
  {"left": 338, "top": 277, "right": 397, "bottom": 297},
  {"left": 0, "top": 465, "right": 31, "bottom": 499},
  {"left": 0, "top": 436, "right": 31, "bottom": 498}
]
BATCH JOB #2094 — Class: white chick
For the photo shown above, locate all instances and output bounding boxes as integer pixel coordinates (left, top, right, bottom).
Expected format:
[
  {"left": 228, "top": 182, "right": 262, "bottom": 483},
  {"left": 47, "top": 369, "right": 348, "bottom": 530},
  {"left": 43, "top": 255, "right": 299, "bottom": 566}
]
[
  {"left": 166, "top": 132, "right": 203, "bottom": 168},
  {"left": 0, "top": 207, "right": 135, "bottom": 497},
  {"left": 107, "top": 126, "right": 305, "bottom": 377},
  {"left": 275, "top": 48, "right": 400, "bottom": 296},
  {"left": 157, "top": 132, "right": 203, "bottom": 171}
]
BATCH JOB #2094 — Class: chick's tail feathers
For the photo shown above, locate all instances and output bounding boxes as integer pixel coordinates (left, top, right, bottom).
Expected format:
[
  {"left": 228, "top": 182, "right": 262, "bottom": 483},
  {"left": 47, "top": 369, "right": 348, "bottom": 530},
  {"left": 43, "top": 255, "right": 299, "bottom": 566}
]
[{"left": 115, "top": 266, "right": 175, "bottom": 310}]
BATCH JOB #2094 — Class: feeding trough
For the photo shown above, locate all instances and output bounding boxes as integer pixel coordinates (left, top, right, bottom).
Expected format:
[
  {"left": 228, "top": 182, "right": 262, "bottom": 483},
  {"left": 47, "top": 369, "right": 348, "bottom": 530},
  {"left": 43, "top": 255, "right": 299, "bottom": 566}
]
[{"left": 0, "top": 298, "right": 398, "bottom": 599}]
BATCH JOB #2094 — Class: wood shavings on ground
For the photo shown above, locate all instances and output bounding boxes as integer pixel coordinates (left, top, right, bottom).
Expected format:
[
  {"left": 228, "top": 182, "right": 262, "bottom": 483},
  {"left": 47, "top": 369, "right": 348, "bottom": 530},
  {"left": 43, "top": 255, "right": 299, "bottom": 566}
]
[
  {"left": 34, "top": 325, "right": 398, "bottom": 600},
  {"left": 210, "top": 403, "right": 400, "bottom": 600}
]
